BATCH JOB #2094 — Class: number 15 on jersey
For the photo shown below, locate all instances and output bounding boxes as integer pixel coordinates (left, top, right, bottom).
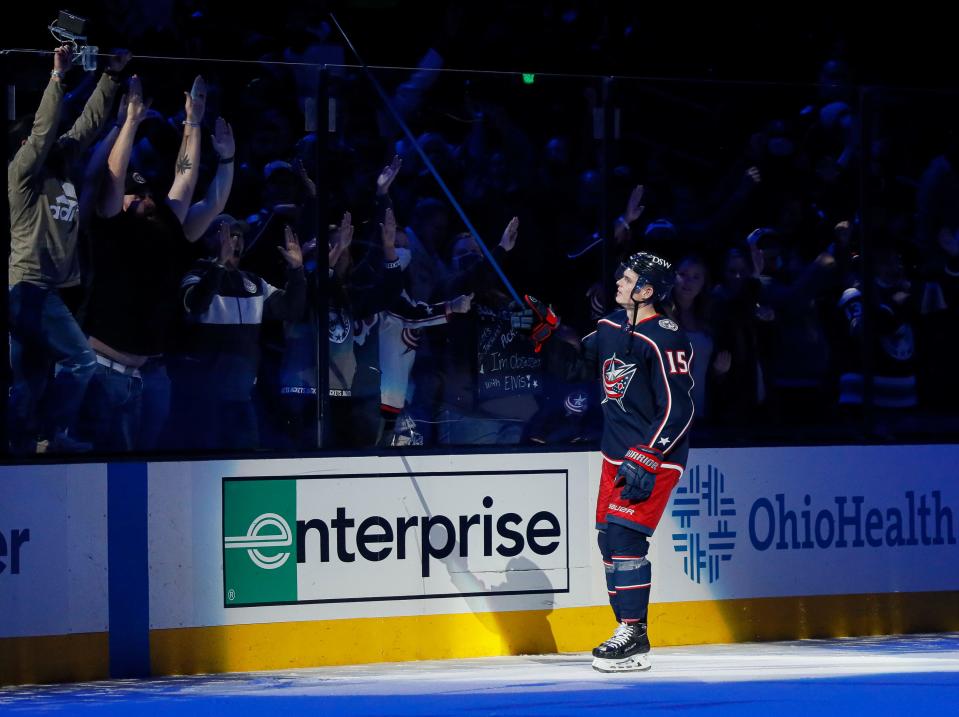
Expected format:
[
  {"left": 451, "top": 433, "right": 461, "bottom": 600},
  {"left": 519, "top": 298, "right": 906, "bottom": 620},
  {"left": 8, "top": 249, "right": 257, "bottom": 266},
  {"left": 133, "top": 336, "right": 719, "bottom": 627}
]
[{"left": 665, "top": 350, "right": 690, "bottom": 375}]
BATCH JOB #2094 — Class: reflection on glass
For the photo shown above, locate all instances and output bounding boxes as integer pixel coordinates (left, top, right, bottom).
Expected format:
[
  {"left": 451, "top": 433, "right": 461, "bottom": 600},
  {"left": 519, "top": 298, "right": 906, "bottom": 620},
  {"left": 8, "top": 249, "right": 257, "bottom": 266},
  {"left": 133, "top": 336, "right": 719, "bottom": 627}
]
[{"left": 5, "top": 52, "right": 959, "bottom": 459}]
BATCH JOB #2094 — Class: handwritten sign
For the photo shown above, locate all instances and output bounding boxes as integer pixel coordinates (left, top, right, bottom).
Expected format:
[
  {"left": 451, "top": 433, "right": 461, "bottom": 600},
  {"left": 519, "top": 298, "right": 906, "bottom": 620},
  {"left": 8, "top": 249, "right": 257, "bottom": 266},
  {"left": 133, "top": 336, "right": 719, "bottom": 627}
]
[{"left": 476, "top": 304, "right": 543, "bottom": 400}]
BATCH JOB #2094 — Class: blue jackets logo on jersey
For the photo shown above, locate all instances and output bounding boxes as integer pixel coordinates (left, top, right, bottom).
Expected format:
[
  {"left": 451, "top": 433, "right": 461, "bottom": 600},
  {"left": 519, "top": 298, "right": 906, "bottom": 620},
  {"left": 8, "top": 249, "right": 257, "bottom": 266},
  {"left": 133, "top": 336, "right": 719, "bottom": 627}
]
[
  {"left": 328, "top": 308, "right": 351, "bottom": 344},
  {"left": 602, "top": 353, "right": 637, "bottom": 412}
]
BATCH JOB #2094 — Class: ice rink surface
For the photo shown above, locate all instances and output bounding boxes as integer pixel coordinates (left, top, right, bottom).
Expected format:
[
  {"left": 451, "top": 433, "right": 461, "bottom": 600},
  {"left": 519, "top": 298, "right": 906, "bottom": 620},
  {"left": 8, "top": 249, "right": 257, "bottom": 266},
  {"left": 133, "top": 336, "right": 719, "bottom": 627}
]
[{"left": 2, "top": 633, "right": 958, "bottom": 716}]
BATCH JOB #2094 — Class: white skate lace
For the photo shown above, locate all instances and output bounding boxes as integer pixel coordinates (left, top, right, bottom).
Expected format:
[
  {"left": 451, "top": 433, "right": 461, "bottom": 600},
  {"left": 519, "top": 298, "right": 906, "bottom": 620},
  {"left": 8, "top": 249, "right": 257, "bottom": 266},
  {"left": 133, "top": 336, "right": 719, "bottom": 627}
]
[{"left": 600, "top": 623, "right": 633, "bottom": 649}]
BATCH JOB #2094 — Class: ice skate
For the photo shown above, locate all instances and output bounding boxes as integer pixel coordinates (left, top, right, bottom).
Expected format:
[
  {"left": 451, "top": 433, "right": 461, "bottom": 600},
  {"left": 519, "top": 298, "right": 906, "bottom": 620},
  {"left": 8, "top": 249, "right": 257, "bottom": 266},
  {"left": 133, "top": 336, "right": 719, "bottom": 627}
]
[{"left": 591, "top": 622, "right": 651, "bottom": 672}]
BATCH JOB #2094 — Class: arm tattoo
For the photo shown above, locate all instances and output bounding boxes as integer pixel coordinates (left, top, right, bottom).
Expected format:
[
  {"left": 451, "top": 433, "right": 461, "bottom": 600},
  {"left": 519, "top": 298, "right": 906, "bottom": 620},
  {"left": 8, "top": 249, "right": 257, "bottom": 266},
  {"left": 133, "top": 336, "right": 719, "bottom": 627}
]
[{"left": 176, "top": 154, "right": 193, "bottom": 175}]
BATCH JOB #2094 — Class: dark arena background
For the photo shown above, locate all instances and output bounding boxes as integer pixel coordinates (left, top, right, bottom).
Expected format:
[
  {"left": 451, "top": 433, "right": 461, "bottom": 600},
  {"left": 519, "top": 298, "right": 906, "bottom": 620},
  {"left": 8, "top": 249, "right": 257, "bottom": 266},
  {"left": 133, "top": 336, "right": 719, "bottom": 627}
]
[{"left": 1, "top": 2, "right": 958, "bottom": 715}]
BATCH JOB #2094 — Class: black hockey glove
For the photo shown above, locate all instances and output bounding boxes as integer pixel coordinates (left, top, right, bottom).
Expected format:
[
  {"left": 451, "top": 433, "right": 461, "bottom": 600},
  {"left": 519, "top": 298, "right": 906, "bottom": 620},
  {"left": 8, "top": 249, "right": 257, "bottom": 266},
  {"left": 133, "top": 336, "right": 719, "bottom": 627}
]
[{"left": 615, "top": 446, "right": 662, "bottom": 502}]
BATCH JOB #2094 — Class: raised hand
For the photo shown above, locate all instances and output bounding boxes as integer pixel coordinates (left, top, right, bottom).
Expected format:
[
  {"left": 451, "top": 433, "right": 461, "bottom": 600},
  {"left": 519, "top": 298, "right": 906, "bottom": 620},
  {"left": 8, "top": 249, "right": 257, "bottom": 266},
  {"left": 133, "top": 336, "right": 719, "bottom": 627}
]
[
  {"left": 329, "top": 211, "right": 353, "bottom": 268},
  {"left": 125, "top": 75, "right": 152, "bottom": 126},
  {"left": 335, "top": 211, "right": 353, "bottom": 252},
  {"left": 217, "top": 221, "right": 237, "bottom": 267},
  {"left": 625, "top": 184, "right": 646, "bottom": 224},
  {"left": 211, "top": 117, "right": 235, "bottom": 159},
  {"left": 277, "top": 225, "right": 304, "bottom": 269},
  {"left": 376, "top": 155, "right": 403, "bottom": 196},
  {"left": 499, "top": 216, "right": 519, "bottom": 252},
  {"left": 184, "top": 75, "right": 206, "bottom": 125},
  {"left": 524, "top": 294, "right": 560, "bottom": 353},
  {"left": 747, "top": 230, "right": 765, "bottom": 277},
  {"left": 713, "top": 350, "right": 732, "bottom": 375},
  {"left": 448, "top": 293, "right": 474, "bottom": 314},
  {"left": 293, "top": 159, "right": 316, "bottom": 199},
  {"left": 53, "top": 45, "right": 72, "bottom": 76}
]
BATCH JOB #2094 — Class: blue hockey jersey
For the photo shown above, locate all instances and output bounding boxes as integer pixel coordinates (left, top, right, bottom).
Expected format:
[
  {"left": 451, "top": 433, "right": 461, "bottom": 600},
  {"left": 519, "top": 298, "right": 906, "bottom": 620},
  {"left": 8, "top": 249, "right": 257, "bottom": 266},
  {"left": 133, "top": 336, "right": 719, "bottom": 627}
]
[{"left": 583, "top": 310, "right": 696, "bottom": 465}]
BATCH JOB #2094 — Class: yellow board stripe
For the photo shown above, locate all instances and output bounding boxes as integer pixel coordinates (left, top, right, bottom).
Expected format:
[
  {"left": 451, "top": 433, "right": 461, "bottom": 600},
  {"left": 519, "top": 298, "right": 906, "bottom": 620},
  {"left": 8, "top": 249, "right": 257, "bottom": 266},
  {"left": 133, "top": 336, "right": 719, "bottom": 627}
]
[
  {"left": 5, "top": 592, "right": 957, "bottom": 685},
  {"left": 150, "top": 591, "right": 959, "bottom": 676},
  {"left": 0, "top": 632, "right": 109, "bottom": 687}
]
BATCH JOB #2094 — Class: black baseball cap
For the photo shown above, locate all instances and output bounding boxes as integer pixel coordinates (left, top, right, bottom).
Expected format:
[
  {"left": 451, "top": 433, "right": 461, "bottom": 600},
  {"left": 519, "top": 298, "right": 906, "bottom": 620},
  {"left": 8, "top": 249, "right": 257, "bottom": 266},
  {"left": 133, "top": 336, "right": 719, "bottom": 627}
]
[{"left": 125, "top": 169, "right": 154, "bottom": 197}]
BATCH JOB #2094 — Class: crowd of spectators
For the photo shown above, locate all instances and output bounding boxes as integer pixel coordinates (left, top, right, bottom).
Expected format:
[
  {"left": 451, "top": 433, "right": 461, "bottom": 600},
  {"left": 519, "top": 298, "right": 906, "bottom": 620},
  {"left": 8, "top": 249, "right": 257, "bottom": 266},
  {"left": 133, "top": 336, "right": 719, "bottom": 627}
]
[{"left": 7, "top": 4, "right": 959, "bottom": 455}]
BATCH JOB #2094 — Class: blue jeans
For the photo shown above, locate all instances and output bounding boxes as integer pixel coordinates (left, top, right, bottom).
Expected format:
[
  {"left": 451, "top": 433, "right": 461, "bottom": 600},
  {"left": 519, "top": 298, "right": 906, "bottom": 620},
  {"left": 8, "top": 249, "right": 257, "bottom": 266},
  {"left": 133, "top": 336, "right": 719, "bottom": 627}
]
[
  {"left": 80, "top": 360, "right": 170, "bottom": 453},
  {"left": 8, "top": 282, "right": 96, "bottom": 449}
]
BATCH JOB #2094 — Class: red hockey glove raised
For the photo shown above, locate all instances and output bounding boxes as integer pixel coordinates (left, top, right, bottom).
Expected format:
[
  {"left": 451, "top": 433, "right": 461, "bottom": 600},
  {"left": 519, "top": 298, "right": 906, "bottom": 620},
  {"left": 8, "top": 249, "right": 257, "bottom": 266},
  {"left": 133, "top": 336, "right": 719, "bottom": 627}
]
[
  {"left": 524, "top": 294, "right": 559, "bottom": 353},
  {"left": 615, "top": 446, "right": 662, "bottom": 502}
]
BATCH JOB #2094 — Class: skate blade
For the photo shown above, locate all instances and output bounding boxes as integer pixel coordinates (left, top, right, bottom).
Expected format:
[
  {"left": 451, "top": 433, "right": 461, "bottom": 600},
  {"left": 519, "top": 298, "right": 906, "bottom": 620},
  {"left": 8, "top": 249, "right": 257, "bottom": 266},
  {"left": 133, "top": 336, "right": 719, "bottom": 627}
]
[{"left": 592, "top": 653, "right": 651, "bottom": 672}]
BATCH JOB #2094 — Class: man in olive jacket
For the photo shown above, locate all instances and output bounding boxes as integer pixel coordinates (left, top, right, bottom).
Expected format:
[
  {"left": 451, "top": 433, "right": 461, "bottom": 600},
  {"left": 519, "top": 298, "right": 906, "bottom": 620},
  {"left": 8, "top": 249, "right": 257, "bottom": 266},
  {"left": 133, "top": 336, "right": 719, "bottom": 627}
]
[{"left": 7, "top": 45, "right": 129, "bottom": 453}]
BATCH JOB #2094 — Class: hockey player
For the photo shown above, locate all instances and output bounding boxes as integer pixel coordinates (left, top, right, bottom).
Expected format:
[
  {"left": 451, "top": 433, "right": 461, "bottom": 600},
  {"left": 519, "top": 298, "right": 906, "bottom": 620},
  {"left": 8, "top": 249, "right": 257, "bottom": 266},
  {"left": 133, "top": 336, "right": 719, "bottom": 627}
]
[{"left": 582, "top": 251, "right": 695, "bottom": 672}]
